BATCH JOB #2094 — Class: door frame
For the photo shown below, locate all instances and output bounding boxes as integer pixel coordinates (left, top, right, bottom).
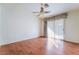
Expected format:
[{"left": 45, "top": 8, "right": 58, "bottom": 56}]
[{"left": 44, "top": 18, "right": 65, "bottom": 40}]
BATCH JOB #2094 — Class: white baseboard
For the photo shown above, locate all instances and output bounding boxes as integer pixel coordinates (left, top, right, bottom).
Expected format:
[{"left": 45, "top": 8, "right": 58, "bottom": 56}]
[{"left": 0, "top": 35, "right": 39, "bottom": 46}]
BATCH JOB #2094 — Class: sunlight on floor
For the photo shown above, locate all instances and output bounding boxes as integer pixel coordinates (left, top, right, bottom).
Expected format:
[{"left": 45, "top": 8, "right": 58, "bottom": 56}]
[
  {"left": 46, "top": 38, "right": 61, "bottom": 49},
  {"left": 46, "top": 27, "right": 64, "bottom": 52},
  {"left": 46, "top": 37, "right": 64, "bottom": 54}
]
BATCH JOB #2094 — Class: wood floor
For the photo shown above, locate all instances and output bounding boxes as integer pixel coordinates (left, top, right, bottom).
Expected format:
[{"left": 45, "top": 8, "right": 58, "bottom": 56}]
[{"left": 0, "top": 37, "right": 79, "bottom": 55}]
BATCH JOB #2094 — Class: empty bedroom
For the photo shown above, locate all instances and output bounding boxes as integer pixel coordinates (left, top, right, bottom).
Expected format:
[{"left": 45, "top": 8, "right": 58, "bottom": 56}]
[{"left": 0, "top": 3, "right": 79, "bottom": 55}]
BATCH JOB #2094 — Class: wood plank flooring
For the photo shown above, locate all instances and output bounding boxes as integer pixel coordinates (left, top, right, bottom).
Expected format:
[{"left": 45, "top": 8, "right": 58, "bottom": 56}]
[{"left": 0, "top": 37, "right": 79, "bottom": 55}]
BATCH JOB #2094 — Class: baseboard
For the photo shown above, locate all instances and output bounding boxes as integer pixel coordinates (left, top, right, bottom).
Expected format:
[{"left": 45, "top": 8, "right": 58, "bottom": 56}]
[
  {"left": 0, "top": 35, "right": 40, "bottom": 46},
  {"left": 39, "top": 36, "right": 45, "bottom": 38},
  {"left": 1, "top": 37, "right": 79, "bottom": 47},
  {"left": 63, "top": 40, "right": 79, "bottom": 45}
]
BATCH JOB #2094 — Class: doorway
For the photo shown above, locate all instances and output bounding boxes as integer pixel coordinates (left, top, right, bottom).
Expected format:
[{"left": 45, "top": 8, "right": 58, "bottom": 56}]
[{"left": 47, "top": 18, "right": 64, "bottom": 40}]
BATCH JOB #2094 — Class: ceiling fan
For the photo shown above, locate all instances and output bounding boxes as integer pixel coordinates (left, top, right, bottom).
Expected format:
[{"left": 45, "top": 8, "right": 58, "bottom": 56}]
[{"left": 33, "top": 3, "right": 50, "bottom": 16}]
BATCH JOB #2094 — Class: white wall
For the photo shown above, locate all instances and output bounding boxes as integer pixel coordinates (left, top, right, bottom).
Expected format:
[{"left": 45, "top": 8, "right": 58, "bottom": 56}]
[
  {"left": 65, "top": 9, "right": 79, "bottom": 43},
  {"left": 0, "top": 5, "right": 2, "bottom": 42},
  {"left": 0, "top": 4, "right": 40, "bottom": 45}
]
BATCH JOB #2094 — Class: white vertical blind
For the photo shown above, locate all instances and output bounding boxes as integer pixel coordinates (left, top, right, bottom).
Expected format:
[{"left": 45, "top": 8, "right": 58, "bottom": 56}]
[{"left": 47, "top": 18, "right": 64, "bottom": 40}]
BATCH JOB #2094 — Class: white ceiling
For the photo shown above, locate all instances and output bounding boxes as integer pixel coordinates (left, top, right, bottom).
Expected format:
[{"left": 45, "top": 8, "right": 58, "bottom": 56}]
[
  {"left": 26, "top": 3, "right": 79, "bottom": 17},
  {"left": 1, "top": 3, "right": 79, "bottom": 17}
]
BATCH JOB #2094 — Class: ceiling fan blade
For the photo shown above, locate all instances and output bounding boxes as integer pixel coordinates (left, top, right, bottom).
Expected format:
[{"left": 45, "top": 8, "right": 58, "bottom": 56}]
[
  {"left": 44, "top": 11, "right": 50, "bottom": 13},
  {"left": 33, "top": 12, "right": 39, "bottom": 13}
]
